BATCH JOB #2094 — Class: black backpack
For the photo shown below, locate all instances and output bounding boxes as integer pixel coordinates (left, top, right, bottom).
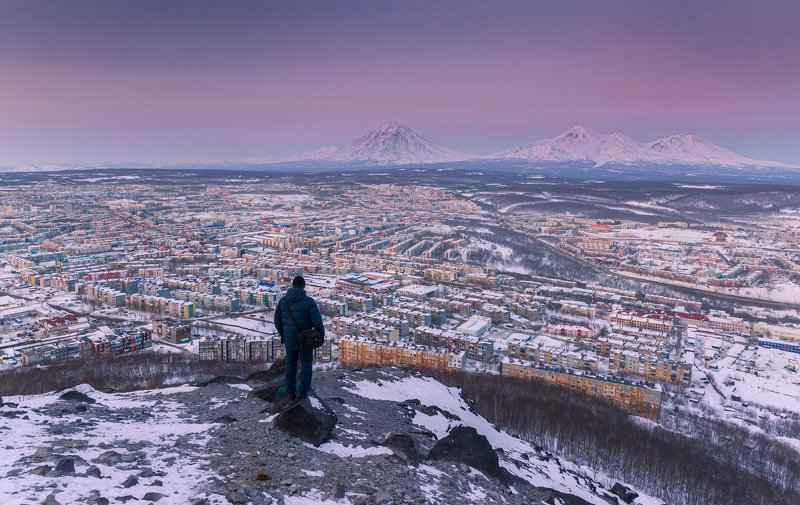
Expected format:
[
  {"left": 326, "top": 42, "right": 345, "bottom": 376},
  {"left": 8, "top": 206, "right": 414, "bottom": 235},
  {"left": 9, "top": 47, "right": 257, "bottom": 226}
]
[{"left": 282, "top": 299, "right": 324, "bottom": 351}]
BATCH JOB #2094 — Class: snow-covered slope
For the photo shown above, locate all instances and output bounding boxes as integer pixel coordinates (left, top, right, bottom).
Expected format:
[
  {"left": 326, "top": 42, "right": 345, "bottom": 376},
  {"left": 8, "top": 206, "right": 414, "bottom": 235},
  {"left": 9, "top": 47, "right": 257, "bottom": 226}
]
[
  {"left": 287, "top": 122, "right": 470, "bottom": 164},
  {"left": 0, "top": 368, "right": 661, "bottom": 505},
  {"left": 490, "top": 126, "right": 791, "bottom": 168}
]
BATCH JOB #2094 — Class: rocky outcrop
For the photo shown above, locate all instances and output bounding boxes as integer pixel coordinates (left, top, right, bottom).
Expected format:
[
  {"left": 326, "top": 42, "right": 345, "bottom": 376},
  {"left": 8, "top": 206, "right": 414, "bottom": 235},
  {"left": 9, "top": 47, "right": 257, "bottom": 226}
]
[
  {"left": 270, "top": 394, "right": 338, "bottom": 447},
  {"left": 611, "top": 482, "right": 640, "bottom": 503},
  {"left": 200, "top": 376, "right": 246, "bottom": 386},
  {"left": 247, "top": 376, "right": 286, "bottom": 403},
  {"left": 246, "top": 357, "right": 285, "bottom": 385},
  {"left": 58, "top": 391, "right": 95, "bottom": 404},
  {"left": 381, "top": 433, "right": 420, "bottom": 467},
  {"left": 428, "top": 426, "right": 504, "bottom": 481}
]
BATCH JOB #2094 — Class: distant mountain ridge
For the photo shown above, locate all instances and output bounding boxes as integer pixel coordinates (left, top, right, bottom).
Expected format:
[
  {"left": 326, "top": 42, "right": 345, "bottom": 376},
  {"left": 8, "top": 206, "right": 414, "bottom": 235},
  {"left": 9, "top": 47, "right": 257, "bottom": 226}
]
[
  {"left": 5, "top": 123, "right": 794, "bottom": 172},
  {"left": 286, "top": 122, "right": 469, "bottom": 164},
  {"left": 489, "top": 125, "right": 791, "bottom": 168}
]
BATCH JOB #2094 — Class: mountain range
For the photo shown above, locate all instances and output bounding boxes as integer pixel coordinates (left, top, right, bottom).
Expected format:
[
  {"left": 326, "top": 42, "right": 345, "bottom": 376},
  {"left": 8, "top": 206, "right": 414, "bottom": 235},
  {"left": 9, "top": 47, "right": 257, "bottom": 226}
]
[
  {"left": 4, "top": 123, "right": 794, "bottom": 173},
  {"left": 289, "top": 123, "right": 792, "bottom": 168}
]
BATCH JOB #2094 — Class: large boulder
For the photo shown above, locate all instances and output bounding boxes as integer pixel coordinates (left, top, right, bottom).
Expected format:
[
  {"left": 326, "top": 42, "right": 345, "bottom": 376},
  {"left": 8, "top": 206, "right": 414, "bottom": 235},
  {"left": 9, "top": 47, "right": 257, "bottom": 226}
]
[
  {"left": 427, "top": 426, "right": 504, "bottom": 481},
  {"left": 381, "top": 433, "right": 420, "bottom": 467},
  {"left": 246, "top": 356, "right": 285, "bottom": 386},
  {"left": 247, "top": 375, "right": 286, "bottom": 403},
  {"left": 610, "top": 482, "right": 639, "bottom": 504},
  {"left": 59, "top": 391, "right": 96, "bottom": 404},
  {"left": 201, "top": 376, "right": 246, "bottom": 386},
  {"left": 271, "top": 394, "right": 338, "bottom": 447}
]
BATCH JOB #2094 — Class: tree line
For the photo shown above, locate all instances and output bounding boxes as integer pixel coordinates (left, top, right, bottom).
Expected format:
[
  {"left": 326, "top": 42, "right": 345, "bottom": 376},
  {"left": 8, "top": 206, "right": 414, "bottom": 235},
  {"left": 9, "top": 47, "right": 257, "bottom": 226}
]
[{"left": 428, "top": 368, "right": 800, "bottom": 505}]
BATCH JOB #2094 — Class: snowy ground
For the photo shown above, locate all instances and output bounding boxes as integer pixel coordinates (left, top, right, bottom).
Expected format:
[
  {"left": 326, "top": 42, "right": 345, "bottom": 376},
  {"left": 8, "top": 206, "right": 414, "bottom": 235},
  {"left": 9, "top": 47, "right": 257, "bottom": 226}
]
[
  {"left": 346, "top": 373, "right": 663, "bottom": 505},
  {"left": 1, "top": 384, "right": 224, "bottom": 505}
]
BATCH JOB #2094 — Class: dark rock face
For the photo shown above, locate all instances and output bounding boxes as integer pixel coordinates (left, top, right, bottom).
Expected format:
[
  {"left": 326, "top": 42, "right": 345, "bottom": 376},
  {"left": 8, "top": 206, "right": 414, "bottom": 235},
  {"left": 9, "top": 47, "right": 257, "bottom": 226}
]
[
  {"left": 610, "top": 482, "right": 639, "bottom": 504},
  {"left": 29, "top": 465, "right": 52, "bottom": 476},
  {"left": 58, "top": 391, "right": 96, "bottom": 404},
  {"left": 248, "top": 376, "right": 286, "bottom": 403},
  {"left": 55, "top": 457, "right": 75, "bottom": 474},
  {"left": 121, "top": 475, "right": 139, "bottom": 488},
  {"left": 381, "top": 433, "right": 420, "bottom": 467},
  {"left": 246, "top": 357, "right": 285, "bottom": 386},
  {"left": 43, "top": 494, "right": 61, "bottom": 505},
  {"left": 202, "top": 376, "right": 246, "bottom": 386},
  {"left": 93, "top": 451, "right": 122, "bottom": 465},
  {"left": 272, "top": 394, "right": 338, "bottom": 447},
  {"left": 427, "top": 426, "right": 504, "bottom": 481},
  {"left": 213, "top": 415, "right": 238, "bottom": 424}
]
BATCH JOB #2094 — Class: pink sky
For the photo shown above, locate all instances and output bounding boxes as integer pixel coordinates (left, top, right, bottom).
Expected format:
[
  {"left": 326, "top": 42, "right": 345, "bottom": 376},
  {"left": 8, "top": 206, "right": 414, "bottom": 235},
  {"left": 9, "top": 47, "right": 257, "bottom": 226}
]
[{"left": 0, "top": 0, "right": 798, "bottom": 166}]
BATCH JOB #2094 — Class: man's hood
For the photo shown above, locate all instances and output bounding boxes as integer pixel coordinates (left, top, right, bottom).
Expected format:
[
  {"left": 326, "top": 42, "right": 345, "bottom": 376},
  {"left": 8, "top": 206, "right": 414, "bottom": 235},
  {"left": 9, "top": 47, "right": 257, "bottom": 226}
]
[{"left": 284, "top": 287, "right": 307, "bottom": 303}]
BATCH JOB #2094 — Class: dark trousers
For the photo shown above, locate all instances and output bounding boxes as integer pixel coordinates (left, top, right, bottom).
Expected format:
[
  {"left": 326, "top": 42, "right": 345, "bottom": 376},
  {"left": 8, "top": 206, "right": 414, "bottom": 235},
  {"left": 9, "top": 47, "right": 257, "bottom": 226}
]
[{"left": 285, "top": 349, "right": 314, "bottom": 396}]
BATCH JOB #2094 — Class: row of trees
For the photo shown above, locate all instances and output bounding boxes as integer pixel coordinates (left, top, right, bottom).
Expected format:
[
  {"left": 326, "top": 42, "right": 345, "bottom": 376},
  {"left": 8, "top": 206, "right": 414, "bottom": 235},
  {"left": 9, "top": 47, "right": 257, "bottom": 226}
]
[
  {"left": 0, "top": 351, "right": 264, "bottom": 397},
  {"left": 429, "top": 368, "right": 800, "bottom": 505}
]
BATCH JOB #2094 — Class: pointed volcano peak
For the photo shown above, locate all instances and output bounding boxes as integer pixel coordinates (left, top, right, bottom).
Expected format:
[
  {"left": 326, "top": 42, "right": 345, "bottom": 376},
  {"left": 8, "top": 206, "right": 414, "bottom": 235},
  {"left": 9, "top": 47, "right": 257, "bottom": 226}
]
[
  {"left": 377, "top": 121, "right": 409, "bottom": 132},
  {"left": 558, "top": 125, "right": 600, "bottom": 142},
  {"left": 290, "top": 122, "right": 470, "bottom": 164}
]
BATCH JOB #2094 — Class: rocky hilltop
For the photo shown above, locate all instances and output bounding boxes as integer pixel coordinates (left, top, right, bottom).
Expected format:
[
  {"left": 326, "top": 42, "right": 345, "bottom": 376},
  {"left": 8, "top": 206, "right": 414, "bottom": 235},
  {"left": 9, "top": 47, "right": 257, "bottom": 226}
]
[{"left": 0, "top": 364, "right": 654, "bottom": 505}]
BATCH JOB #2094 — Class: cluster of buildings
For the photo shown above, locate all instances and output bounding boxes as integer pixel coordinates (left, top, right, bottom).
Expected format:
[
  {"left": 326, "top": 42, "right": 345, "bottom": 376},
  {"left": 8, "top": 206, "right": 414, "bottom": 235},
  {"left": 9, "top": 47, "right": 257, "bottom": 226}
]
[{"left": 1, "top": 180, "right": 798, "bottom": 425}]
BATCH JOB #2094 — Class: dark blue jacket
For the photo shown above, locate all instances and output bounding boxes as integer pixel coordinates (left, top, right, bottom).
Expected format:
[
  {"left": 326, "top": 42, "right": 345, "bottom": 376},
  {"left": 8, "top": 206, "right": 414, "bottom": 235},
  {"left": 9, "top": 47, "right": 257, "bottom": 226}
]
[{"left": 274, "top": 287, "right": 325, "bottom": 351}]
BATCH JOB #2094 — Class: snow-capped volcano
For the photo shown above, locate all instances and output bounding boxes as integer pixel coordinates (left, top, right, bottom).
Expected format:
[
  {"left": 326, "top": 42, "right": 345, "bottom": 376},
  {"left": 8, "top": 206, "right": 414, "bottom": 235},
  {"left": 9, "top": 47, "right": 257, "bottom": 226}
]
[
  {"left": 490, "top": 126, "right": 791, "bottom": 168},
  {"left": 287, "top": 122, "right": 470, "bottom": 164}
]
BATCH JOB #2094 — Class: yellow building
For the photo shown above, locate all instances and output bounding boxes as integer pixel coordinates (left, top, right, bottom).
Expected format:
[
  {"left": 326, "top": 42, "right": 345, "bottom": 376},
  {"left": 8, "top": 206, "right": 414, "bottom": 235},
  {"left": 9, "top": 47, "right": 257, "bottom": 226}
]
[
  {"left": 338, "top": 338, "right": 465, "bottom": 371},
  {"left": 501, "top": 357, "right": 662, "bottom": 420}
]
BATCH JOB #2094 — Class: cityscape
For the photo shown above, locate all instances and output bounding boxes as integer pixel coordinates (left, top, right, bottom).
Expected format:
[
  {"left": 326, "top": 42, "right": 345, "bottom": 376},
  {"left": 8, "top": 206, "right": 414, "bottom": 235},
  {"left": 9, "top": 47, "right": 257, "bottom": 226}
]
[
  {"left": 1, "top": 1, "right": 798, "bottom": 505},
  {"left": 2, "top": 170, "right": 798, "bottom": 428}
]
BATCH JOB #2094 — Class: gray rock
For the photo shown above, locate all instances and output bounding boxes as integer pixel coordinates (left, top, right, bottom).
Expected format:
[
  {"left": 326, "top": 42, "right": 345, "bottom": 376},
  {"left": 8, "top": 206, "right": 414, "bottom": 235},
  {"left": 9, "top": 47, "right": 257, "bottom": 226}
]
[
  {"left": 142, "top": 492, "right": 166, "bottom": 502},
  {"left": 213, "top": 415, "right": 239, "bottom": 424},
  {"left": 29, "top": 465, "right": 52, "bottom": 476},
  {"left": 33, "top": 447, "right": 51, "bottom": 458},
  {"left": 248, "top": 376, "right": 287, "bottom": 403},
  {"left": 94, "top": 450, "right": 122, "bottom": 465},
  {"left": 226, "top": 490, "right": 249, "bottom": 504},
  {"left": 381, "top": 433, "right": 420, "bottom": 467},
  {"left": 55, "top": 458, "right": 75, "bottom": 475},
  {"left": 139, "top": 468, "right": 155, "bottom": 478},
  {"left": 271, "top": 394, "right": 338, "bottom": 447},
  {"left": 42, "top": 494, "right": 61, "bottom": 505},
  {"left": 333, "top": 482, "right": 346, "bottom": 499},
  {"left": 202, "top": 376, "right": 246, "bottom": 386},
  {"left": 427, "top": 426, "right": 504, "bottom": 482},
  {"left": 121, "top": 475, "right": 139, "bottom": 488},
  {"left": 610, "top": 482, "right": 639, "bottom": 504},
  {"left": 86, "top": 466, "right": 102, "bottom": 478},
  {"left": 375, "top": 490, "right": 394, "bottom": 504},
  {"left": 58, "top": 390, "right": 96, "bottom": 404}
]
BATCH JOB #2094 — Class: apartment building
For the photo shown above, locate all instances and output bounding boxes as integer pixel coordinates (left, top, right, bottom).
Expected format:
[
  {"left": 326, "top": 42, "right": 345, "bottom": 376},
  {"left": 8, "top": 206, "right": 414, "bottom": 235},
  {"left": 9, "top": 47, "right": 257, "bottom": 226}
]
[
  {"left": 506, "top": 334, "right": 598, "bottom": 373},
  {"left": 338, "top": 337, "right": 465, "bottom": 371},
  {"left": 609, "top": 311, "right": 674, "bottom": 333},
  {"left": 608, "top": 349, "right": 692, "bottom": 387},
  {"left": 501, "top": 357, "right": 662, "bottom": 420},
  {"left": 546, "top": 324, "right": 596, "bottom": 339},
  {"left": 152, "top": 319, "right": 192, "bottom": 343},
  {"left": 414, "top": 326, "right": 495, "bottom": 362}
]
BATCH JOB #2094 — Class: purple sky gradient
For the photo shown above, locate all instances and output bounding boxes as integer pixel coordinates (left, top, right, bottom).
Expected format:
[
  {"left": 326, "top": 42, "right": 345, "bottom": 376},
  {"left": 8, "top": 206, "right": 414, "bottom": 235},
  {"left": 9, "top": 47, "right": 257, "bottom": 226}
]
[{"left": 0, "top": 0, "right": 798, "bottom": 166}]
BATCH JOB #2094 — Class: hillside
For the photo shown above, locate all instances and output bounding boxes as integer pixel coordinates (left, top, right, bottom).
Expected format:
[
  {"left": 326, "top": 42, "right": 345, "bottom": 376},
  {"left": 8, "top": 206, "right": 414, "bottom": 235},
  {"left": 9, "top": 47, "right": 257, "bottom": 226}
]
[{"left": 0, "top": 366, "right": 656, "bottom": 505}]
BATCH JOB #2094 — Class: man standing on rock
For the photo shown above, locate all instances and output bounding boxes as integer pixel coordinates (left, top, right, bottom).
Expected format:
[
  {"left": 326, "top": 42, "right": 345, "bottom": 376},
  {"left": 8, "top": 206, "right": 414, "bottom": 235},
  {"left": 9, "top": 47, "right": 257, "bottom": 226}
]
[{"left": 274, "top": 275, "right": 325, "bottom": 400}]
